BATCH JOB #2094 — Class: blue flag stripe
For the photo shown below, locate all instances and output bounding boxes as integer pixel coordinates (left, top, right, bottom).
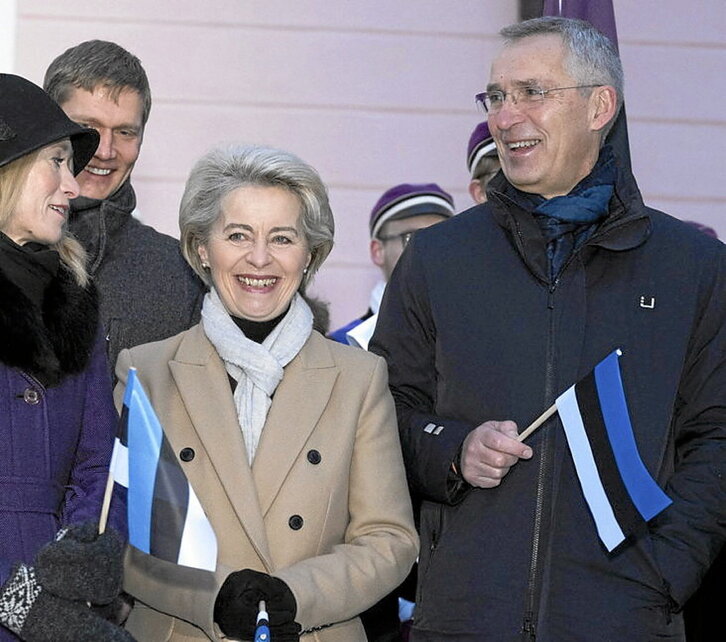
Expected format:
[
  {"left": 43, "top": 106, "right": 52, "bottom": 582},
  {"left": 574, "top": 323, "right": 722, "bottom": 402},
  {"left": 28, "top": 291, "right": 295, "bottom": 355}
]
[
  {"left": 120, "top": 367, "right": 218, "bottom": 571},
  {"left": 556, "top": 385, "right": 625, "bottom": 551},
  {"left": 594, "top": 352, "right": 672, "bottom": 521},
  {"left": 125, "top": 369, "right": 164, "bottom": 555},
  {"left": 576, "top": 371, "right": 644, "bottom": 538}
]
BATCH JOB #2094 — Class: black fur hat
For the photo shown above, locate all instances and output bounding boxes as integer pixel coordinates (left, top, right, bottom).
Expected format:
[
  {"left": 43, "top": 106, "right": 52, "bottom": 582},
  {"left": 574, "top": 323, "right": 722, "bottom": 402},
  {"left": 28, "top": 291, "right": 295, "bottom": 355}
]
[{"left": 0, "top": 73, "right": 98, "bottom": 175}]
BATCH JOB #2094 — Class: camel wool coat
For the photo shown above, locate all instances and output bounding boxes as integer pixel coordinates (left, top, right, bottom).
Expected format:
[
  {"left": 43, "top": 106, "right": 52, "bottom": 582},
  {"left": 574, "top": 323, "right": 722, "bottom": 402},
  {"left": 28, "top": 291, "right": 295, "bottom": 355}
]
[{"left": 114, "top": 324, "right": 418, "bottom": 642}]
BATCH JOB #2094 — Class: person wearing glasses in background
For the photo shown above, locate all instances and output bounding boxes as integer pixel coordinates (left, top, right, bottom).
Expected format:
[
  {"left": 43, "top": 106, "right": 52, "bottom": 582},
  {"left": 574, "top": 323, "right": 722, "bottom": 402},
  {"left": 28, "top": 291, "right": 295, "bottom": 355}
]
[
  {"left": 466, "top": 120, "right": 501, "bottom": 204},
  {"left": 329, "top": 184, "right": 454, "bottom": 351},
  {"left": 330, "top": 184, "right": 454, "bottom": 639},
  {"left": 370, "top": 16, "right": 725, "bottom": 641}
]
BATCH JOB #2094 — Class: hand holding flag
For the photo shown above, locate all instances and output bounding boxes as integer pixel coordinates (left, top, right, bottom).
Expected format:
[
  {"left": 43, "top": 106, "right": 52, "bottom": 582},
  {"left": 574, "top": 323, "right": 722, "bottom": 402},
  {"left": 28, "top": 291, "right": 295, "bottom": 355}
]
[{"left": 520, "top": 350, "right": 671, "bottom": 551}]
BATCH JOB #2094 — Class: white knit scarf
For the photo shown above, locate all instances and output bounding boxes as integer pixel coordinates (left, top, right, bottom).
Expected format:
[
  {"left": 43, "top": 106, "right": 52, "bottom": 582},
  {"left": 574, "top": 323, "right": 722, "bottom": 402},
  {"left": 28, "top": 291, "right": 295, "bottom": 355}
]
[{"left": 201, "top": 288, "right": 313, "bottom": 465}]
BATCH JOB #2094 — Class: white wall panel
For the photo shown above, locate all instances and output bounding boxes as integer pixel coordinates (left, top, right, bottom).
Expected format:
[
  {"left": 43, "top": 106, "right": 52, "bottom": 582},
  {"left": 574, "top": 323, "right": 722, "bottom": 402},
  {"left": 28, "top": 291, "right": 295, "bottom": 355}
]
[
  {"left": 19, "top": 1, "right": 517, "bottom": 35},
  {"left": 132, "top": 103, "right": 479, "bottom": 186},
  {"left": 620, "top": 45, "right": 726, "bottom": 123},
  {"left": 17, "top": 21, "right": 499, "bottom": 113},
  {"left": 0, "top": 0, "right": 17, "bottom": 72},
  {"left": 615, "top": 1, "right": 725, "bottom": 44},
  {"left": 628, "top": 121, "right": 726, "bottom": 200}
]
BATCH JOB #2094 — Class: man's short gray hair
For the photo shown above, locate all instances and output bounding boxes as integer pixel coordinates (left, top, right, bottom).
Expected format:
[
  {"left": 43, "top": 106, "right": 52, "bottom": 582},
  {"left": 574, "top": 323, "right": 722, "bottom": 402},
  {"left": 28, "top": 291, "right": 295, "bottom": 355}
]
[
  {"left": 179, "top": 144, "right": 335, "bottom": 292},
  {"left": 500, "top": 17, "right": 624, "bottom": 136},
  {"left": 44, "top": 40, "right": 152, "bottom": 128}
]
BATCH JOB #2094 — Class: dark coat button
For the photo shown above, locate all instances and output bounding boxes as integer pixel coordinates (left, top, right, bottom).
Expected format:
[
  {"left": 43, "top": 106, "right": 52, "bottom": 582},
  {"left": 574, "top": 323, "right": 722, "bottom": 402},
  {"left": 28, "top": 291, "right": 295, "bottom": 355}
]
[
  {"left": 289, "top": 515, "right": 304, "bottom": 530},
  {"left": 307, "top": 449, "right": 321, "bottom": 465},
  {"left": 179, "top": 448, "right": 195, "bottom": 462},
  {"left": 23, "top": 389, "right": 40, "bottom": 405}
]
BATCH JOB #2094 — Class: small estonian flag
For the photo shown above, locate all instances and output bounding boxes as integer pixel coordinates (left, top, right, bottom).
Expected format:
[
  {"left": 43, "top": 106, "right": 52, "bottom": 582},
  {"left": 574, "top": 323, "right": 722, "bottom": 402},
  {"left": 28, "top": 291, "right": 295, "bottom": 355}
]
[
  {"left": 254, "top": 601, "right": 270, "bottom": 642},
  {"left": 109, "top": 368, "right": 218, "bottom": 571},
  {"left": 555, "top": 350, "right": 672, "bottom": 552}
]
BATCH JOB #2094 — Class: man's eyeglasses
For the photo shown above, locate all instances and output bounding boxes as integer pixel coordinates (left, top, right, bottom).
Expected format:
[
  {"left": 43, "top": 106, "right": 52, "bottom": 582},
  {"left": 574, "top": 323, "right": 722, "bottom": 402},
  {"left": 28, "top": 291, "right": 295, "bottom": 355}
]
[
  {"left": 377, "top": 230, "right": 415, "bottom": 249},
  {"left": 475, "top": 85, "right": 602, "bottom": 113}
]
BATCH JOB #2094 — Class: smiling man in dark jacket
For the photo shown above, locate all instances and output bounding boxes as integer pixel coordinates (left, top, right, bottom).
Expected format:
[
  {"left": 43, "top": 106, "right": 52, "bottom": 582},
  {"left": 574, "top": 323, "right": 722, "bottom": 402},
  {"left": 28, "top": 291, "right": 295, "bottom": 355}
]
[
  {"left": 43, "top": 41, "right": 206, "bottom": 374},
  {"left": 371, "top": 16, "right": 725, "bottom": 642}
]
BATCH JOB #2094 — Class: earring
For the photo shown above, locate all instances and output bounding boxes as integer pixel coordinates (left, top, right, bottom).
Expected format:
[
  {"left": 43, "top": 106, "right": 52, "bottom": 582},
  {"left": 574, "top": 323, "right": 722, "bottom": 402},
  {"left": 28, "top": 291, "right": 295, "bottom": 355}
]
[
  {"left": 303, "top": 267, "right": 308, "bottom": 275},
  {"left": 202, "top": 262, "right": 209, "bottom": 269}
]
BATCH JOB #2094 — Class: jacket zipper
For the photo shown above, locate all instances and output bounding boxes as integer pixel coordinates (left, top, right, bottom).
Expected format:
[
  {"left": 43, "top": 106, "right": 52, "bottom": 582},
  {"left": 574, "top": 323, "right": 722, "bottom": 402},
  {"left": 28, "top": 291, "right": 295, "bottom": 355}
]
[
  {"left": 522, "top": 278, "right": 560, "bottom": 640},
  {"left": 497, "top": 198, "right": 643, "bottom": 639},
  {"left": 415, "top": 502, "right": 443, "bottom": 617}
]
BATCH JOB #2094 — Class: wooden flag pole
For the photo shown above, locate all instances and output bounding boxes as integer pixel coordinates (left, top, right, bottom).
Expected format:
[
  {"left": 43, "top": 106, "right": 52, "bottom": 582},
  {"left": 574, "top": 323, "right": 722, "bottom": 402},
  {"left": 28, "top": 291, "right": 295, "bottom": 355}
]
[
  {"left": 98, "top": 470, "right": 115, "bottom": 535},
  {"left": 518, "top": 402, "right": 557, "bottom": 442}
]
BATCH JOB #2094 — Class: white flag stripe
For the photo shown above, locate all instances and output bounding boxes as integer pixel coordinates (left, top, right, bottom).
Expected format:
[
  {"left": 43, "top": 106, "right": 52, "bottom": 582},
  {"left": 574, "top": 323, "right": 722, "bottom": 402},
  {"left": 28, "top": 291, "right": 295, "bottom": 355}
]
[
  {"left": 556, "top": 386, "right": 625, "bottom": 551},
  {"left": 109, "top": 438, "right": 129, "bottom": 488},
  {"left": 177, "top": 483, "right": 218, "bottom": 572}
]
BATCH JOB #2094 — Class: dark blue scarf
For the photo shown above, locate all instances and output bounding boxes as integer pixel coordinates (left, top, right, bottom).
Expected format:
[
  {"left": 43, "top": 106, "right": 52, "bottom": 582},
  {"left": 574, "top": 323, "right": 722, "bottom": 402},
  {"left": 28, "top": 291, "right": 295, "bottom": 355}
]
[{"left": 513, "top": 146, "right": 617, "bottom": 280}]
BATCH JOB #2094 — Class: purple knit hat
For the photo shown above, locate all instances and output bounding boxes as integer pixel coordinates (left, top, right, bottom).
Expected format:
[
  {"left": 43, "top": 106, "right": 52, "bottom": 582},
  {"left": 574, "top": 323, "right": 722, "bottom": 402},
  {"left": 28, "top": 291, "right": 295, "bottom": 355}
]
[
  {"left": 466, "top": 121, "right": 497, "bottom": 176},
  {"left": 369, "top": 183, "right": 455, "bottom": 239}
]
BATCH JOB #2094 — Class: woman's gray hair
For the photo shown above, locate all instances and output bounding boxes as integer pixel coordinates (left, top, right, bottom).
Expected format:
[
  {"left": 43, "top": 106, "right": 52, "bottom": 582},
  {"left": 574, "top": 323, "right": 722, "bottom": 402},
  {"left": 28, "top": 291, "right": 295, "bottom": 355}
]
[
  {"left": 500, "top": 17, "right": 624, "bottom": 137},
  {"left": 179, "top": 144, "right": 334, "bottom": 291}
]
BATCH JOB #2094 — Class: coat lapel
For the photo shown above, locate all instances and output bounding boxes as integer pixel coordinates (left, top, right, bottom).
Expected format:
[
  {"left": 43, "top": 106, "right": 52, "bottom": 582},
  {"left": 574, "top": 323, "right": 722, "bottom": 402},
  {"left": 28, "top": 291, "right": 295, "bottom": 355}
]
[
  {"left": 168, "top": 325, "right": 273, "bottom": 569},
  {"left": 252, "top": 333, "right": 339, "bottom": 516}
]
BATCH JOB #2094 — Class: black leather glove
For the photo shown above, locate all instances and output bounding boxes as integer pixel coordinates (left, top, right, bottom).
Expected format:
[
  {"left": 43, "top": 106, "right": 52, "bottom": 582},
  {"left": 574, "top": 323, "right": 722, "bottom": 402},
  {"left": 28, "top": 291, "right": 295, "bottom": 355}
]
[
  {"left": 214, "top": 569, "right": 300, "bottom": 641},
  {"left": 0, "top": 564, "right": 136, "bottom": 642},
  {"left": 34, "top": 521, "right": 125, "bottom": 605}
]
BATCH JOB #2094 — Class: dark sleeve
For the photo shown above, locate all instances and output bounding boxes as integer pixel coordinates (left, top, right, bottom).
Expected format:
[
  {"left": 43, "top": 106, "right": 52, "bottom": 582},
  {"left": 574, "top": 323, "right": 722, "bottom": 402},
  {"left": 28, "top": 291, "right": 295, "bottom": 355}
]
[
  {"left": 651, "top": 247, "right": 726, "bottom": 607},
  {"left": 62, "top": 329, "right": 127, "bottom": 537},
  {"left": 370, "top": 237, "right": 473, "bottom": 505}
]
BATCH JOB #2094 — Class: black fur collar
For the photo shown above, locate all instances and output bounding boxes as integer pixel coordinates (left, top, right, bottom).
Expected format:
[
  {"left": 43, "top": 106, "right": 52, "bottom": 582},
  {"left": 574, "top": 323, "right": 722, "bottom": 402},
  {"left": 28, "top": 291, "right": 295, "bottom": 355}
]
[{"left": 0, "top": 266, "right": 99, "bottom": 386}]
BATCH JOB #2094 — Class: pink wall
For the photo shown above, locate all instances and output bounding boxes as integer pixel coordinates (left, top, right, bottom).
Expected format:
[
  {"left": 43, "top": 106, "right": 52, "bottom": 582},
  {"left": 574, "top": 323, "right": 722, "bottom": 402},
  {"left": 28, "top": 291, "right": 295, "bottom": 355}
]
[{"left": 14, "top": 1, "right": 725, "bottom": 329}]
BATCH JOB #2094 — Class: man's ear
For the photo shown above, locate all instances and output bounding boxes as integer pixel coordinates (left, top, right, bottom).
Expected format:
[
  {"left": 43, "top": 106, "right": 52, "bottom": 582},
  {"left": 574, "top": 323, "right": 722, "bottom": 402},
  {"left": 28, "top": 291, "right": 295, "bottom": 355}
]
[
  {"left": 590, "top": 85, "right": 618, "bottom": 133},
  {"left": 469, "top": 178, "right": 485, "bottom": 204},
  {"left": 370, "top": 238, "right": 385, "bottom": 268}
]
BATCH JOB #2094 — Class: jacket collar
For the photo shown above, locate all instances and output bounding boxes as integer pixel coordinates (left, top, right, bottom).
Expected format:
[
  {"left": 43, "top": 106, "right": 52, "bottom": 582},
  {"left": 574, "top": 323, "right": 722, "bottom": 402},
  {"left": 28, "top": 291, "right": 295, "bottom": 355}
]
[
  {"left": 167, "top": 327, "right": 338, "bottom": 570},
  {"left": 68, "top": 180, "right": 137, "bottom": 275},
  {"left": 0, "top": 265, "right": 99, "bottom": 386},
  {"left": 486, "top": 156, "right": 651, "bottom": 283}
]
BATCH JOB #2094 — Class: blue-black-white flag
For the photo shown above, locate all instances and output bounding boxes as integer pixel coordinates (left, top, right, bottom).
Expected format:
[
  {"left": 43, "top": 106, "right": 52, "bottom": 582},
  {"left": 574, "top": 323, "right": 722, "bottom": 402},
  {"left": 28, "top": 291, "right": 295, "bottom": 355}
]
[
  {"left": 556, "top": 350, "right": 672, "bottom": 551},
  {"left": 109, "top": 368, "right": 218, "bottom": 571}
]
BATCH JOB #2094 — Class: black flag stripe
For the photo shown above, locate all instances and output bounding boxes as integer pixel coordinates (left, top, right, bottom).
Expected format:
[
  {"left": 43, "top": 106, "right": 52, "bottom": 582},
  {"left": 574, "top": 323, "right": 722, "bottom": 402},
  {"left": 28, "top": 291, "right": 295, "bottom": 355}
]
[
  {"left": 576, "top": 372, "right": 644, "bottom": 543},
  {"left": 149, "top": 435, "right": 189, "bottom": 563}
]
